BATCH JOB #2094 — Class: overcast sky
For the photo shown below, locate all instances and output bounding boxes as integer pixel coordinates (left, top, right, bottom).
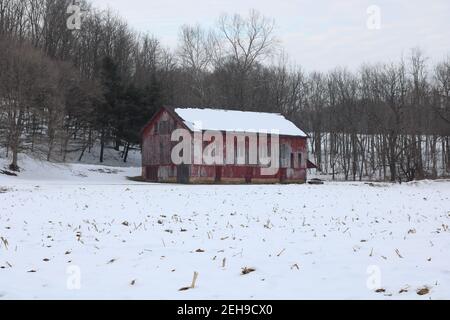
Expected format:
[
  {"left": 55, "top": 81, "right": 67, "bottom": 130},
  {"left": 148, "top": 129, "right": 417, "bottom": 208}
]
[{"left": 91, "top": 0, "right": 450, "bottom": 72}]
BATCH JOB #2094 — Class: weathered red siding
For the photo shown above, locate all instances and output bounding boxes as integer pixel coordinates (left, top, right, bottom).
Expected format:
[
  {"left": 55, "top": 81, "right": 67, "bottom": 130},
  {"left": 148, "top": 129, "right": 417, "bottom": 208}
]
[
  {"left": 142, "top": 107, "right": 309, "bottom": 184},
  {"left": 142, "top": 109, "right": 181, "bottom": 182}
]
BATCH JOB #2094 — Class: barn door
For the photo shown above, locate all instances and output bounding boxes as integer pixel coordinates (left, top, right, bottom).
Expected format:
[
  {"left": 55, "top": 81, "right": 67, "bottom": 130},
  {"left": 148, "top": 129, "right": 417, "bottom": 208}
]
[{"left": 177, "top": 165, "right": 190, "bottom": 184}]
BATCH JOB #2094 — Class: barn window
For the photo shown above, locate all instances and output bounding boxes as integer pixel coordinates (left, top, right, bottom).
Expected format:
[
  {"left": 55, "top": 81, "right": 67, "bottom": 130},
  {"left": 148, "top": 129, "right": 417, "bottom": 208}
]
[
  {"left": 280, "top": 144, "right": 290, "bottom": 168},
  {"left": 158, "top": 121, "right": 170, "bottom": 135},
  {"left": 298, "top": 153, "right": 303, "bottom": 168},
  {"left": 280, "top": 144, "right": 289, "bottom": 160}
]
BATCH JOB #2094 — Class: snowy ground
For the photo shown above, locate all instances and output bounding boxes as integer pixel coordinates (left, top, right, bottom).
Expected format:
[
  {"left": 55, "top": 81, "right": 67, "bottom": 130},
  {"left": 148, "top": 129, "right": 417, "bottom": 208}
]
[{"left": 0, "top": 157, "right": 450, "bottom": 300}]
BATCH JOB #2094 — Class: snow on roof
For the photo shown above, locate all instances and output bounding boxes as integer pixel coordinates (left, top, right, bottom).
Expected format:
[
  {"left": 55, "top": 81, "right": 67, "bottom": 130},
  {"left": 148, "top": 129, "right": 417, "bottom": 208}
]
[{"left": 173, "top": 108, "right": 307, "bottom": 137}]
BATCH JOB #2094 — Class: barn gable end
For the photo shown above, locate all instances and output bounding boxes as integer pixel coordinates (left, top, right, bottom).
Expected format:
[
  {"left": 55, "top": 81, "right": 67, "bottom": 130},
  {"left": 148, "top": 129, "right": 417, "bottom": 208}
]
[{"left": 141, "top": 107, "right": 188, "bottom": 182}]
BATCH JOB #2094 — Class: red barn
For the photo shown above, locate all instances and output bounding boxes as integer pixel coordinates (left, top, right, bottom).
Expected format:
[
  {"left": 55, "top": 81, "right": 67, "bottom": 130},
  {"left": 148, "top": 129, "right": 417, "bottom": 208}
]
[{"left": 141, "top": 106, "right": 312, "bottom": 184}]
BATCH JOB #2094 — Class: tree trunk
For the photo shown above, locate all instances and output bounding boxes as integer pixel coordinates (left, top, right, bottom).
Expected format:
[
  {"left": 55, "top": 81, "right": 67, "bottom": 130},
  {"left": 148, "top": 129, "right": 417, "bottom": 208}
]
[
  {"left": 9, "top": 144, "right": 19, "bottom": 172},
  {"left": 123, "top": 143, "right": 130, "bottom": 163},
  {"left": 100, "top": 130, "right": 105, "bottom": 163},
  {"left": 388, "top": 135, "right": 397, "bottom": 182}
]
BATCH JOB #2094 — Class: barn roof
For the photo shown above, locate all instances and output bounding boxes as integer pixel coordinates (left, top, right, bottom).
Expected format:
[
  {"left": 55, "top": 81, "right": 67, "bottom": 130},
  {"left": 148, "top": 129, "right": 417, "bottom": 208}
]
[{"left": 173, "top": 108, "right": 307, "bottom": 137}]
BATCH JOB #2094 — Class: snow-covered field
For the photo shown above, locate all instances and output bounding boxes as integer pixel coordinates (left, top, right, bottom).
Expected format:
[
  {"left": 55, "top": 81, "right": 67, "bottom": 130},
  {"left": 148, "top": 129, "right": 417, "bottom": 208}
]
[{"left": 0, "top": 157, "right": 449, "bottom": 300}]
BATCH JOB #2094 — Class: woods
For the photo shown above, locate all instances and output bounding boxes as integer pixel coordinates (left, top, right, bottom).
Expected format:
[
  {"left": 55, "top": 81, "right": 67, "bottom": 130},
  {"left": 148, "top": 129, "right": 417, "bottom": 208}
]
[{"left": 0, "top": 0, "right": 449, "bottom": 181}]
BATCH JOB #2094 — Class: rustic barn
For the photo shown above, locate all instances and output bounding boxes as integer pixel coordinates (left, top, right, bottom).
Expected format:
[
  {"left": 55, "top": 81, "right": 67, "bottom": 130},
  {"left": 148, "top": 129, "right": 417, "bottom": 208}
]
[{"left": 141, "top": 106, "right": 313, "bottom": 184}]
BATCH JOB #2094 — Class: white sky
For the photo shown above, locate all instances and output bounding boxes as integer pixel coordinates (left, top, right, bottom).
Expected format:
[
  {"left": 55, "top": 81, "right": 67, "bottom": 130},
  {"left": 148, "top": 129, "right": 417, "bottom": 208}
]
[{"left": 91, "top": 0, "right": 450, "bottom": 72}]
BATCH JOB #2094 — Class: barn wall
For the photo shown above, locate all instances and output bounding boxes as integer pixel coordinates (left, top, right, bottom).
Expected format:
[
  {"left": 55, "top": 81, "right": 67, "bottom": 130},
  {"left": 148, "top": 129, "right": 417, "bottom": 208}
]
[
  {"left": 280, "top": 136, "right": 307, "bottom": 182},
  {"left": 189, "top": 135, "right": 308, "bottom": 184}
]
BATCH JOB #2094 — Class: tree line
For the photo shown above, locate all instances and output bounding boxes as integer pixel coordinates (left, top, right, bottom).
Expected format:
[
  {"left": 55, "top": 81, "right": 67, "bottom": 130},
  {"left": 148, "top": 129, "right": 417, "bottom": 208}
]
[{"left": 0, "top": 0, "right": 449, "bottom": 181}]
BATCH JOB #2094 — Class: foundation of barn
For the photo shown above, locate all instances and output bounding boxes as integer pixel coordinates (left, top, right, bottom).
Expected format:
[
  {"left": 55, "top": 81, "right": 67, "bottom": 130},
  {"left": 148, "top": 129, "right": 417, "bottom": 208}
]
[{"left": 142, "top": 165, "right": 307, "bottom": 185}]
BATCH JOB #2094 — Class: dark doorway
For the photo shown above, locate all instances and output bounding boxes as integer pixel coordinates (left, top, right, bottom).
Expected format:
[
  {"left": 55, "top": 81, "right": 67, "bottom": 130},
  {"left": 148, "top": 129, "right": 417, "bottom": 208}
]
[
  {"left": 280, "top": 168, "right": 287, "bottom": 183},
  {"left": 215, "top": 166, "right": 223, "bottom": 182},
  {"left": 177, "top": 165, "right": 190, "bottom": 184}
]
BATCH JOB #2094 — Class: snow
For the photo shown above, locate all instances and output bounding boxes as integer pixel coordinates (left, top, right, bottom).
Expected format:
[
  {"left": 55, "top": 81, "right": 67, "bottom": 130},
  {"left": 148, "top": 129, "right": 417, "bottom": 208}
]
[
  {"left": 61, "top": 146, "right": 142, "bottom": 168},
  {"left": 0, "top": 144, "right": 141, "bottom": 169},
  {"left": 0, "top": 153, "right": 140, "bottom": 184},
  {"left": 1, "top": 157, "right": 450, "bottom": 299},
  {"left": 174, "top": 108, "right": 308, "bottom": 137}
]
